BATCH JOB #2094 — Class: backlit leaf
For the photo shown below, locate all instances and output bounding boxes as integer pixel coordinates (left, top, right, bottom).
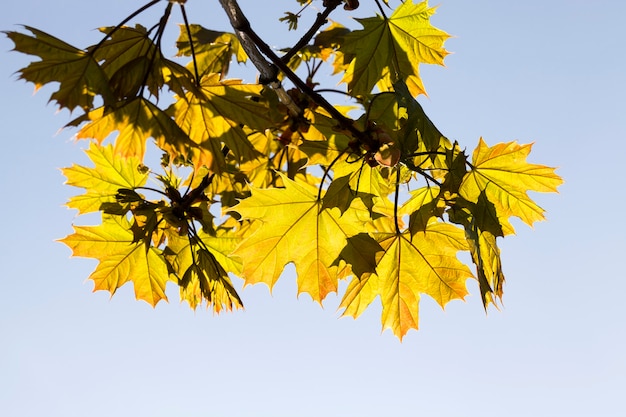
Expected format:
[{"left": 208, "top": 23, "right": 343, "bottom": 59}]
[
  {"left": 59, "top": 215, "right": 171, "bottom": 306},
  {"left": 6, "top": 26, "right": 113, "bottom": 111},
  {"left": 341, "top": 218, "right": 472, "bottom": 339},
  {"left": 164, "top": 231, "right": 243, "bottom": 312},
  {"left": 459, "top": 138, "right": 563, "bottom": 229},
  {"left": 339, "top": 0, "right": 449, "bottom": 97},
  {"left": 170, "top": 74, "right": 271, "bottom": 171},
  {"left": 75, "top": 97, "right": 192, "bottom": 162},
  {"left": 176, "top": 24, "right": 246, "bottom": 78},
  {"left": 231, "top": 176, "right": 365, "bottom": 302},
  {"left": 62, "top": 143, "right": 148, "bottom": 214}
]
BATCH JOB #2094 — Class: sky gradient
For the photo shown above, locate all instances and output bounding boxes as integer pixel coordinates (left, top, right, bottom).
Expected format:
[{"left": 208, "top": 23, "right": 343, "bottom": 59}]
[{"left": 1, "top": 1, "right": 625, "bottom": 416}]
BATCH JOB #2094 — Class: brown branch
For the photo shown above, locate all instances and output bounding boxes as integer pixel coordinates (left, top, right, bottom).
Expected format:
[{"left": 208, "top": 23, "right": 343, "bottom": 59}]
[
  {"left": 217, "top": 0, "right": 279, "bottom": 84},
  {"left": 280, "top": 0, "right": 343, "bottom": 64},
  {"left": 217, "top": 0, "right": 376, "bottom": 149}
]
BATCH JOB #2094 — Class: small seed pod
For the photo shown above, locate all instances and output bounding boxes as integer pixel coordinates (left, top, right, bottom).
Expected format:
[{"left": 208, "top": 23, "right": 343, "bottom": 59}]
[{"left": 344, "top": 0, "right": 360, "bottom": 11}]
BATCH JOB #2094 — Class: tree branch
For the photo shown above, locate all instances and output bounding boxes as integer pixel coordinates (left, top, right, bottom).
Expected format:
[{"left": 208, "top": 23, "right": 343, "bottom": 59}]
[
  {"left": 218, "top": 0, "right": 303, "bottom": 116},
  {"left": 218, "top": 0, "right": 376, "bottom": 149},
  {"left": 280, "top": 0, "right": 343, "bottom": 64},
  {"left": 217, "top": 0, "right": 278, "bottom": 84}
]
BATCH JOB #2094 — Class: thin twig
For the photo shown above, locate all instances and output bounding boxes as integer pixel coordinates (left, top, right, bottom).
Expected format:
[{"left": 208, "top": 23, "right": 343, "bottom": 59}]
[
  {"left": 281, "top": 0, "right": 343, "bottom": 64},
  {"left": 217, "top": 0, "right": 378, "bottom": 149},
  {"left": 89, "top": 0, "right": 163, "bottom": 54},
  {"left": 394, "top": 166, "right": 401, "bottom": 234},
  {"left": 179, "top": 4, "right": 201, "bottom": 85}
]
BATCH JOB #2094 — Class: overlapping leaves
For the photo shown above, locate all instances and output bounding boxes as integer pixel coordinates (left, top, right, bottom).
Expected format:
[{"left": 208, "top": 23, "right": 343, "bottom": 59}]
[{"left": 7, "top": 0, "right": 562, "bottom": 339}]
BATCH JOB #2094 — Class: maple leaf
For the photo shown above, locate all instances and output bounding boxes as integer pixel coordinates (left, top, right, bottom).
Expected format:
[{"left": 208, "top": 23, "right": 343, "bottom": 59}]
[
  {"left": 298, "top": 110, "right": 352, "bottom": 166},
  {"left": 163, "top": 230, "right": 243, "bottom": 312},
  {"left": 176, "top": 24, "right": 246, "bottom": 78},
  {"left": 60, "top": 215, "right": 172, "bottom": 306},
  {"left": 392, "top": 79, "right": 450, "bottom": 156},
  {"left": 5, "top": 26, "right": 113, "bottom": 111},
  {"left": 459, "top": 138, "right": 563, "bottom": 230},
  {"left": 10, "top": 0, "right": 564, "bottom": 338},
  {"left": 449, "top": 194, "right": 506, "bottom": 309},
  {"left": 72, "top": 97, "right": 192, "bottom": 162},
  {"left": 339, "top": 0, "right": 449, "bottom": 97},
  {"left": 169, "top": 74, "right": 271, "bottom": 171},
  {"left": 62, "top": 143, "right": 149, "bottom": 214},
  {"left": 399, "top": 186, "right": 442, "bottom": 234},
  {"left": 329, "top": 159, "right": 397, "bottom": 217},
  {"left": 89, "top": 25, "right": 197, "bottom": 99},
  {"left": 287, "top": 22, "right": 351, "bottom": 72},
  {"left": 230, "top": 176, "right": 366, "bottom": 302},
  {"left": 341, "top": 218, "right": 472, "bottom": 339}
]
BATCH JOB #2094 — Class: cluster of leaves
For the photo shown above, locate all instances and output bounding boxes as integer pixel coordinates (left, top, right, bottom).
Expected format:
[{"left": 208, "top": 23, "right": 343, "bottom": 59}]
[{"left": 6, "top": 0, "right": 562, "bottom": 339}]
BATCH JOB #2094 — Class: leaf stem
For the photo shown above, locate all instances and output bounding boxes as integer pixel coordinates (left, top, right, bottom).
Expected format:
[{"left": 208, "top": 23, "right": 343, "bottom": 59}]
[
  {"left": 179, "top": 4, "right": 201, "bottom": 85},
  {"left": 139, "top": 1, "right": 172, "bottom": 97},
  {"left": 374, "top": 0, "right": 388, "bottom": 19},
  {"left": 313, "top": 88, "right": 353, "bottom": 97},
  {"left": 394, "top": 166, "right": 401, "bottom": 234},
  {"left": 403, "top": 159, "right": 442, "bottom": 186},
  {"left": 280, "top": 0, "right": 343, "bottom": 64},
  {"left": 135, "top": 186, "right": 170, "bottom": 197},
  {"left": 317, "top": 148, "right": 348, "bottom": 202},
  {"left": 89, "top": 0, "right": 163, "bottom": 55},
  {"left": 406, "top": 151, "right": 447, "bottom": 158},
  {"left": 218, "top": 0, "right": 376, "bottom": 150}
]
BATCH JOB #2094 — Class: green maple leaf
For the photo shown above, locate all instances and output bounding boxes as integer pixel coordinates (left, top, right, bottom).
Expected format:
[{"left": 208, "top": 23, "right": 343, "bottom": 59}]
[
  {"left": 459, "top": 138, "right": 564, "bottom": 231},
  {"left": 230, "top": 176, "right": 366, "bottom": 302},
  {"left": 5, "top": 26, "right": 113, "bottom": 111},
  {"left": 341, "top": 217, "right": 472, "bottom": 340},
  {"left": 61, "top": 143, "right": 149, "bottom": 214},
  {"left": 339, "top": 0, "right": 449, "bottom": 97},
  {"left": 393, "top": 79, "right": 450, "bottom": 156},
  {"left": 60, "top": 215, "right": 172, "bottom": 306},
  {"left": 90, "top": 25, "right": 196, "bottom": 99}
]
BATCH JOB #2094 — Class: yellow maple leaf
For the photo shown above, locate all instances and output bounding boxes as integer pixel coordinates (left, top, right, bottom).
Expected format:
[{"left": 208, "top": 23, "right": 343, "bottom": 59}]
[
  {"left": 175, "top": 25, "right": 246, "bottom": 78},
  {"left": 164, "top": 230, "right": 243, "bottom": 312},
  {"left": 60, "top": 215, "right": 172, "bottom": 306},
  {"left": 341, "top": 218, "right": 472, "bottom": 340},
  {"left": 231, "top": 176, "right": 366, "bottom": 303},
  {"left": 459, "top": 138, "right": 563, "bottom": 230},
  {"left": 339, "top": 0, "right": 449, "bottom": 97},
  {"left": 62, "top": 143, "right": 148, "bottom": 214},
  {"left": 170, "top": 74, "right": 271, "bottom": 171},
  {"left": 74, "top": 97, "right": 191, "bottom": 162}
]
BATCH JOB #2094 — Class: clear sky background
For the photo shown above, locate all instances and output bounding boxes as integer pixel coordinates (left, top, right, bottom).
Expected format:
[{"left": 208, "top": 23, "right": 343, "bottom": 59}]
[{"left": 1, "top": 1, "right": 625, "bottom": 416}]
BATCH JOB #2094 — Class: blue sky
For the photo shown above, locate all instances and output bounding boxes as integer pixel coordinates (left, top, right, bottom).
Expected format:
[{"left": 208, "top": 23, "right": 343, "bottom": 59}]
[{"left": 1, "top": 1, "right": 625, "bottom": 416}]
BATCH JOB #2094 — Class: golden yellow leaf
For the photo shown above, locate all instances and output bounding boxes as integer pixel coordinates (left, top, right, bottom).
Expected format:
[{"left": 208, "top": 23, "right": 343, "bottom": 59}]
[
  {"left": 62, "top": 143, "right": 148, "bottom": 214},
  {"left": 60, "top": 215, "right": 172, "bottom": 306},
  {"left": 460, "top": 138, "right": 563, "bottom": 230},
  {"left": 231, "top": 176, "right": 365, "bottom": 302},
  {"left": 75, "top": 97, "right": 191, "bottom": 162},
  {"left": 341, "top": 217, "right": 472, "bottom": 339},
  {"left": 339, "top": 0, "right": 449, "bottom": 97},
  {"left": 170, "top": 74, "right": 271, "bottom": 171}
]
